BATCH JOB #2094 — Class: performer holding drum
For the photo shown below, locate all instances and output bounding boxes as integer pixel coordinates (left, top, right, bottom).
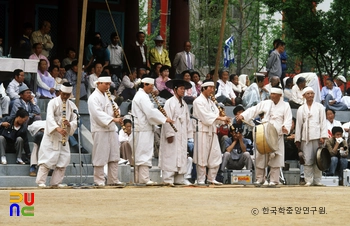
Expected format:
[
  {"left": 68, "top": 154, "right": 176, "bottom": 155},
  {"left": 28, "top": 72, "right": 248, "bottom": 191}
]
[
  {"left": 294, "top": 87, "right": 328, "bottom": 186},
  {"left": 236, "top": 87, "right": 292, "bottom": 186}
]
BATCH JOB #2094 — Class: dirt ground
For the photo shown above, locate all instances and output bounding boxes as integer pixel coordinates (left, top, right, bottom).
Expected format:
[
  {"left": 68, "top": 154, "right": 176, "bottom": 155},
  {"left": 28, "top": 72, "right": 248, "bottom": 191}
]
[{"left": 1, "top": 185, "right": 349, "bottom": 226}]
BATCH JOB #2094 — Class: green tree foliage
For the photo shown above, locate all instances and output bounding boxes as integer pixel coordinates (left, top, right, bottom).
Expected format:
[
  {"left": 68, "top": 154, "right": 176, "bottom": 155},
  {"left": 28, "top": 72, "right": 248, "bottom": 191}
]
[
  {"left": 190, "top": 0, "right": 279, "bottom": 77},
  {"left": 139, "top": 0, "right": 161, "bottom": 50},
  {"left": 261, "top": 0, "right": 350, "bottom": 78}
]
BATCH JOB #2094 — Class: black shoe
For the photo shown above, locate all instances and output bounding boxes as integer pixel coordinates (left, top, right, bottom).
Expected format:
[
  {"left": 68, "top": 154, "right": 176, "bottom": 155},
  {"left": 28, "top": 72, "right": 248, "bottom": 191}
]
[{"left": 22, "top": 155, "right": 31, "bottom": 164}]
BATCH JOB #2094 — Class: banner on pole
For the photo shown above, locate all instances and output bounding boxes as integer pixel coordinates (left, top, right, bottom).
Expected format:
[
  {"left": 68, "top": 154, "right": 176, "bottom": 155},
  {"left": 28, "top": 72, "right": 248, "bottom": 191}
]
[{"left": 223, "top": 36, "right": 235, "bottom": 68}]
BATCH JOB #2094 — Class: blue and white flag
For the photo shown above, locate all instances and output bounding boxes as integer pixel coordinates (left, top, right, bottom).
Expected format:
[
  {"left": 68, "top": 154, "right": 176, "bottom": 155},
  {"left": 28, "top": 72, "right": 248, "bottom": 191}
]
[{"left": 223, "top": 36, "right": 235, "bottom": 68}]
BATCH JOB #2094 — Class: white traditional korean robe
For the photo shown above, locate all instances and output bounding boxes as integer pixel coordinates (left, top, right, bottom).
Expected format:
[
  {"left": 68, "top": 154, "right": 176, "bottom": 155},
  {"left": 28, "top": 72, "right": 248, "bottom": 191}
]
[
  {"left": 294, "top": 102, "right": 328, "bottom": 165},
  {"left": 88, "top": 88, "right": 120, "bottom": 166},
  {"left": 159, "top": 96, "right": 193, "bottom": 173},
  {"left": 38, "top": 97, "right": 77, "bottom": 169},
  {"left": 192, "top": 93, "right": 222, "bottom": 168},
  {"left": 241, "top": 98, "right": 292, "bottom": 168},
  {"left": 131, "top": 88, "right": 167, "bottom": 166}
]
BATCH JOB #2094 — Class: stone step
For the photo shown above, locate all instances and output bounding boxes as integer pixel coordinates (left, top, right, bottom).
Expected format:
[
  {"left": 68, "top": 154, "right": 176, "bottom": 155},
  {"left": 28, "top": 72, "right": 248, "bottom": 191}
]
[
  {"left": 0, "top": 164, "right": 94, "bottom": 176},
  {"left": 3, "top": 153, "right": 92, "bottom": 165},
  {"left": 130, "top": 166, "right": 162, "bottom": 183},
  {"left": 0, "top": 165, "right": 134, "bottom": 187}
]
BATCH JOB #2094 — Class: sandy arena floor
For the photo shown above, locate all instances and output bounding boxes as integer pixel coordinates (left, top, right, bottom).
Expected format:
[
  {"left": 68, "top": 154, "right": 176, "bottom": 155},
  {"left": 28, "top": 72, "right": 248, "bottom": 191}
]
[{"left": 1, "top": 185, "right": 349, "bottom": 226}]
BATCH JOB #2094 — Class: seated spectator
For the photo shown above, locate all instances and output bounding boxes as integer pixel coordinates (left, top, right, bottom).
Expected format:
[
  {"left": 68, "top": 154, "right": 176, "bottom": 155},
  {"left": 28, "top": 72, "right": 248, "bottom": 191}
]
[
  {"left": 283, "top": 77, "right": 293, "bottom": 102},
  {"left": 342, "top": 121, "right": 350, "bottom": 141},
  {"left": 326, "top": 108, "right": 342, "bottom": 137},
  {"left": 51, "top": 56, "right": 61, "bottom": 68},
  {"left": 242, "top": 73, "right": 268, "bottom": 108},
  {"left": 29, "top": 43, "right": 50, "bottom": 67},
  {"left": 190, "top": 71, "right": 202, "bottom": 96},
  {"left": 116, "top": 68, "right": 138, "bottom": 101},
  {"left": 182, "top": 70, "right": 197, "bottom": 104},
  {"left": 62, "top": 47, "right": 77, "bottom": 68},
  {"left": 88, "top": 62, "right": 103, "bottom": 95},
  {"left": 150, "top": 62, "right": 162, "bottom": 79},
  {"left": 36, "top": 59, "right": 55, "bottom": 99},
  {"left": 321, "top": 78, "right": 348, "bottom": 111},
  {"left": 231, "top": 73, "right": 247, "bottom": 98},
  {"left": 334, "top": 75, "right": 347, "bottom": 88},
  {"left": 102, "top": 66, "right": 118, "bottom": 95},
  {"left": 239, "top": 74, "right": 250, "bottom": 87},
  {"left": 155, "top": 65, "right": 173, "bottom": 99},
  {"left": 10, "top": 84, "right": 41, "bottom": 125},
  {"left": 27, "top": 120, "right": 46, "bottom": 176},
  {"left": 118, "top": 119, "right": 134, "bottom": 165},
  {"left": 0, "top": 82, "right": 10, "bottom": 118},
  {"left": 65, "top": 60, "right": 88, "bottom": 99},
  {"left": 220, "top": 126, "right": 253, "bottom": 175},
  {"left": 50, "top": 65, "right": 68, "bottom": 90},
  {"left": 110, "top": 67, "right": 122, "bottom": 96},
  {"left": 137, "top": 67, "right": 147, "bottom": 80},
  {"left": 289, "top": 77, "right": 306, "bottom": 108},
  {"left": 325, "top": 126, "right": 348, "bottom": 185},
  {"left": 0, "top": 108, "right": 30, "bottom": 165},
  {"left": 263, "top": 76, "right": 280, "bottom": 94},
  {"left": 59, "top": 66, "right": 66, "bottom": 80},
  {"left": 6, "top": 69, "right": 25, "bottom": 101},
  {"left": 215, "top": 69, "right": 237, "bottom": 106}
]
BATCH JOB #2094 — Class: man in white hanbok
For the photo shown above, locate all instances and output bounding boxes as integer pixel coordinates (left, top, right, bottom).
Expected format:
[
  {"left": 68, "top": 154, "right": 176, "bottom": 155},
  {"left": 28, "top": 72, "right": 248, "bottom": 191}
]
[
  {"left": 159, "top": 80, "right": 193, "bottom": 186},
  {"left": 295, "top": 87, "right": 328, "bottom": 186},
  {"left": 237, "top": 87, "right": 292, "bottom": 186},
  {"left": 193, "top": 80, "right": 230, "bottom": 185},
  {"left": 132, "top": 77, "right": 174, "bottom": 184},
  {"left": 88, "top": 76, "right": 124, "bottom": 186},
  {"left": 36, "top": 83, "right": 77, "bottom": 187}
]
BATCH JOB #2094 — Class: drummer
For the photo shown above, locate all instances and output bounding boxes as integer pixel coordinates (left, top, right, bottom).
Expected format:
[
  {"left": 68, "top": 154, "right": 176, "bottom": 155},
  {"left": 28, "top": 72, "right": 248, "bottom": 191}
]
[
  {"left": 294, "top": 87, "right": 328, "bottom": 186},
  {"left": 236, "top": 87, "right": 292, "bottom": 186}
]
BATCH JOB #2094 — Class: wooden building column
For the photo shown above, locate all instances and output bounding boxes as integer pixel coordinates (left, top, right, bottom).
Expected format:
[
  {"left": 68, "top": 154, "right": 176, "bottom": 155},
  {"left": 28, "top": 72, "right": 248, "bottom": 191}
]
[
  {"left": 58, "top": 0, "right": 78, "bottom": 59},
  {"left": 169, "top": 0, "right": 189, "bottom": 67}
]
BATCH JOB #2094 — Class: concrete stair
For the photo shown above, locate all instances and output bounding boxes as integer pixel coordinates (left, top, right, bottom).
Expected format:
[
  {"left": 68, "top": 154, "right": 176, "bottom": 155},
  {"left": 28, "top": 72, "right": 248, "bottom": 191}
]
[
  {"left": 0, "top": 152, "right": 162, "bottom": 187},
  {"left": 0, "top": 99, "right": 162, "bottom": 187}
]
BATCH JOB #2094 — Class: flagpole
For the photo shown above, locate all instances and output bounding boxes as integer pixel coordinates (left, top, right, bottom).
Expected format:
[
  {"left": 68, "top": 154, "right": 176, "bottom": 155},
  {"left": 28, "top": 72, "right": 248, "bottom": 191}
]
[{"left": 213, "top": 0, "right": 229, "bottom": 87}]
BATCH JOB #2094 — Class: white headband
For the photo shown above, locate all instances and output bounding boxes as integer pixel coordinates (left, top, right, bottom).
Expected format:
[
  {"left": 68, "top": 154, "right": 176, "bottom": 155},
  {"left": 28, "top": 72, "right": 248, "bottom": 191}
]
[
  {"left": 141, "top": 77, "right": 154, "bottom": 84},
  {"left": 201, "top": 81, "right": 215, "bottom": 87},
  {"left": 302, "top": 87, "right": 314, "bottom": 96},
  {"left": 270, "top": 87, "right": 283, "bottom": 95},
  {"left": 94, "top": 76, "right": 112, "bottom": 85},
  {"left": 97, "top": 76, "right": 112, "bottom": 83},
  {"left": 60, "top": 85, "right": 73, "bottom": 93}
]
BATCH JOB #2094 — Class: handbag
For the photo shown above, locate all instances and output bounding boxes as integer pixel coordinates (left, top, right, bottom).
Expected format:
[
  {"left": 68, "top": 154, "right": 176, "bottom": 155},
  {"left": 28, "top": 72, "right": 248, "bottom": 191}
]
[{"left": 0, "top": 126, "right": 17, "bottom": 142}]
